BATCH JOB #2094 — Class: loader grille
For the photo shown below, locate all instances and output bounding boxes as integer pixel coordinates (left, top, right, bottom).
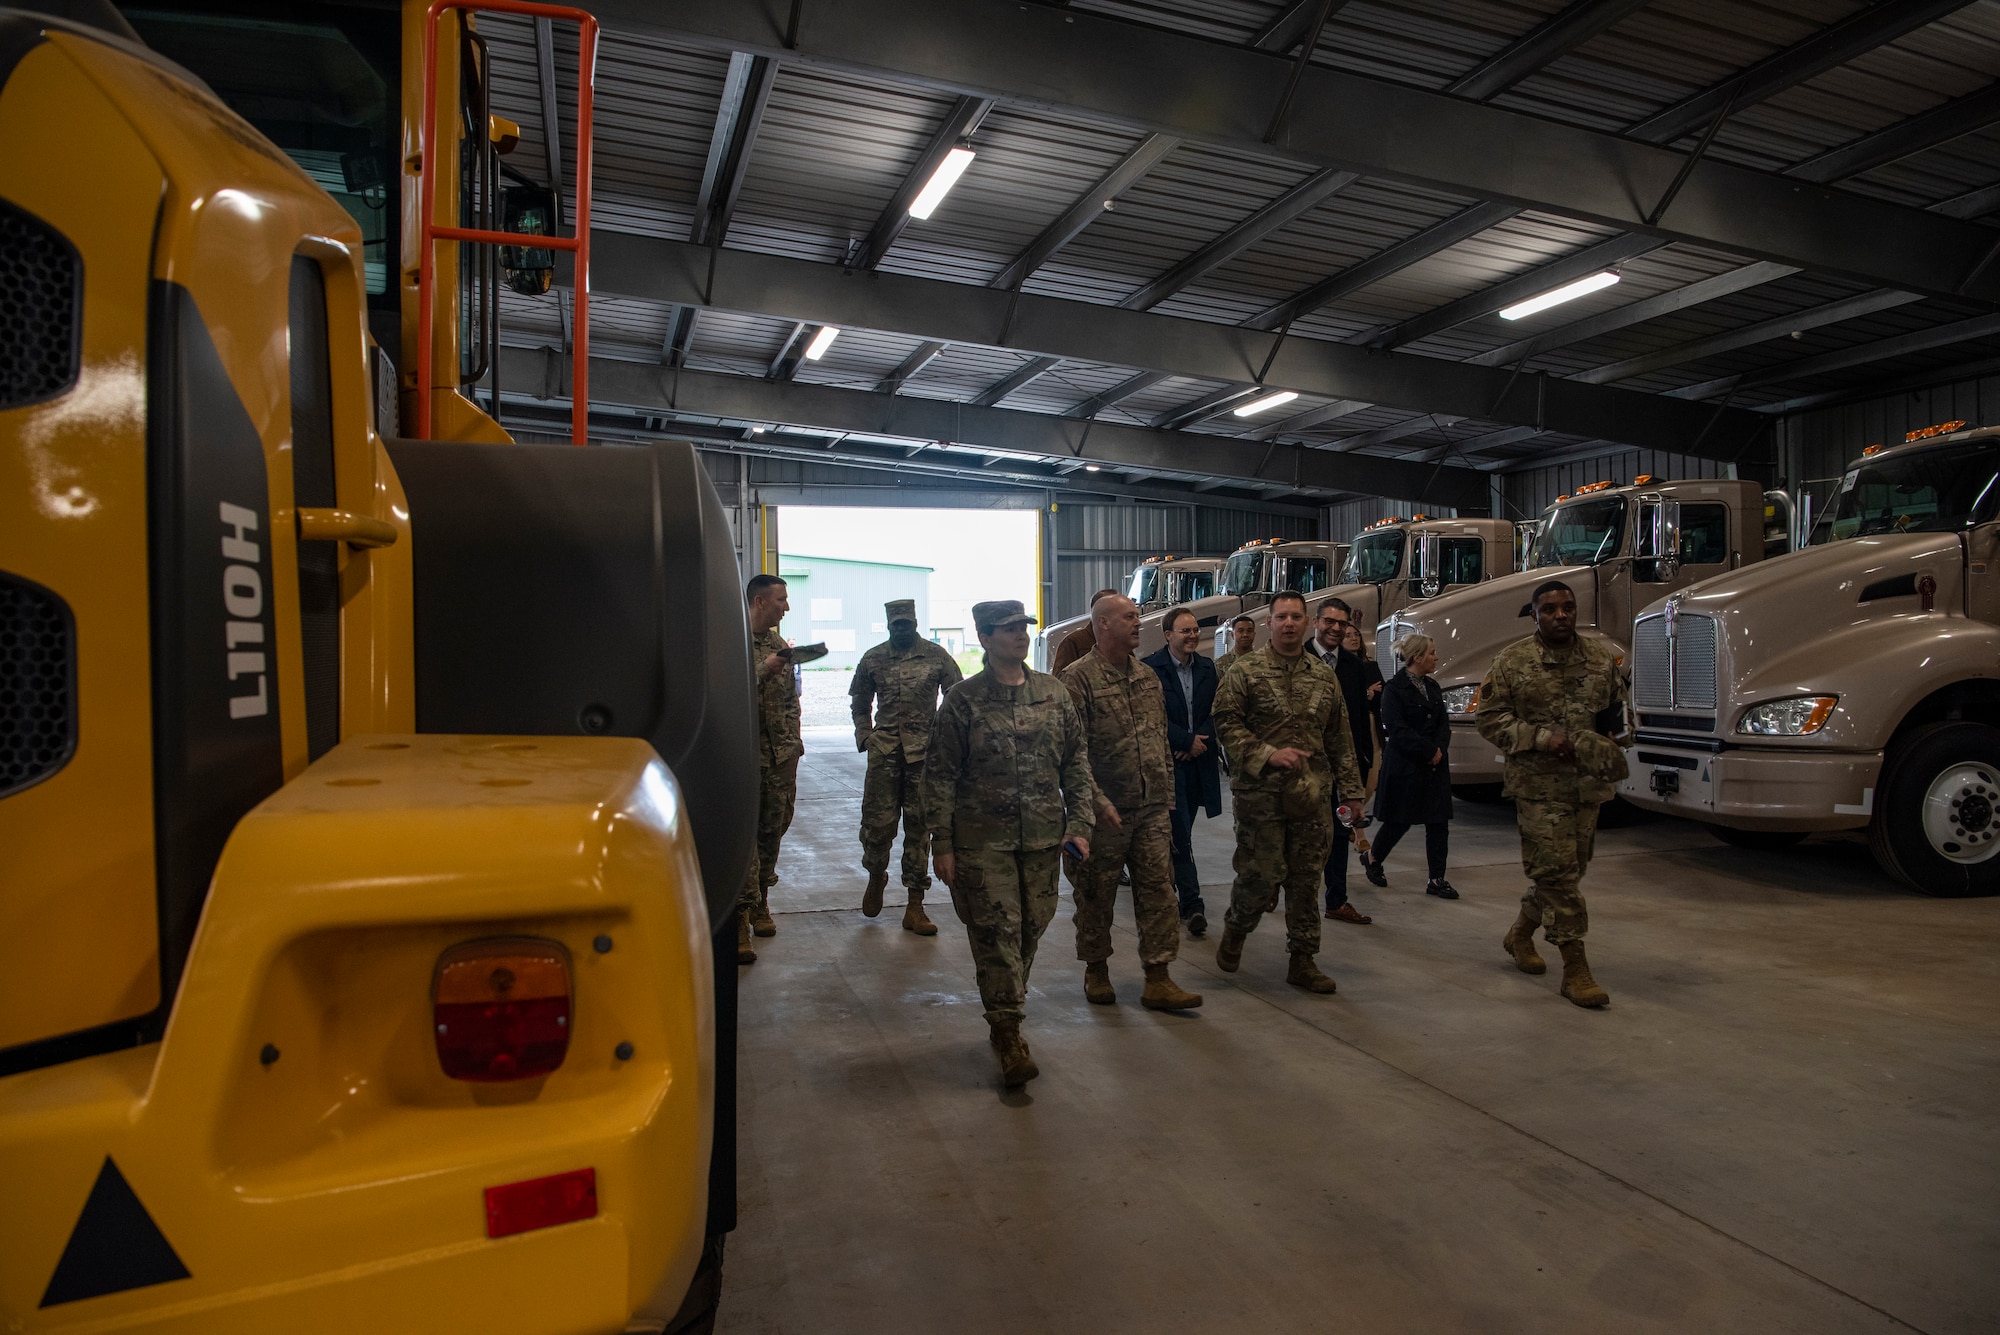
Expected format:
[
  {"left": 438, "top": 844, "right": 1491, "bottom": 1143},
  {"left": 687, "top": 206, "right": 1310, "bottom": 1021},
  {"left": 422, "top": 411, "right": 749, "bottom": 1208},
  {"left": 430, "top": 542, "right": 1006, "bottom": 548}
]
[
  {"left": 0, "top": 199, "right": 82, "bottom": 411},
  {"left": 0, "top": 573, "right": 76, "bottom": 798}
]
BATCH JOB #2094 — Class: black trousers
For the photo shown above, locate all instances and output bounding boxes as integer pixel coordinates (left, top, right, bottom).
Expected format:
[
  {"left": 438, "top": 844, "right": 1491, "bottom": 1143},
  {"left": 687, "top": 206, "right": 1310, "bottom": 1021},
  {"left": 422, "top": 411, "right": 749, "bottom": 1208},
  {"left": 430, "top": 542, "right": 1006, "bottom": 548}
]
[
  {"left": 1370, "top": 821, "right": 1449, "bottom": 881},
  {"left": 1324, "top": 827, "right": 1353, "bottom": 910}
]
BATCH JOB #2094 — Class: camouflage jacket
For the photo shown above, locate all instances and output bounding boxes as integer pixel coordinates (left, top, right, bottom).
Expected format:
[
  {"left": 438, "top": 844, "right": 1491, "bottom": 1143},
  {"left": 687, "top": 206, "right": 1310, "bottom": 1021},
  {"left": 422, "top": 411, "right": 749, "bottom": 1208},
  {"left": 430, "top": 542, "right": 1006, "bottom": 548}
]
[
  {"left": 751, "top": 626, "right": 803, "bottom": 769},
  {"left": 850, "top": 638, "right": 962, "bottom": 761},
  {"left": 1212, "top": 647, "right": 1365, "bottom": 808},
  {"left": 923, "top": 667, "right": 1096, "bottom": 856},
  {"left": 1213, "top": 650, "right": 1242, "bottom": 679},
  {"left": 1474, "top": 634, "right": 1632, "bottom": 803},
  {"left": 1060, "top": 647, "right": 1175, "bottom": 815}
]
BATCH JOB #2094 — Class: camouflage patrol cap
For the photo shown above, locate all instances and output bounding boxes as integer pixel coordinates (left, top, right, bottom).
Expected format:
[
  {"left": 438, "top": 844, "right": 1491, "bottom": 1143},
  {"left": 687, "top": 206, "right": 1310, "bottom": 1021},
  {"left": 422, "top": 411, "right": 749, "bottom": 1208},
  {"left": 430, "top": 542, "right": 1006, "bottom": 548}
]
[
  {"left": 972, "top": 599, "right": 1036, "bottom": 632},
  {"left": 885, "top": 598, "right": 917, "bottom": 625}
]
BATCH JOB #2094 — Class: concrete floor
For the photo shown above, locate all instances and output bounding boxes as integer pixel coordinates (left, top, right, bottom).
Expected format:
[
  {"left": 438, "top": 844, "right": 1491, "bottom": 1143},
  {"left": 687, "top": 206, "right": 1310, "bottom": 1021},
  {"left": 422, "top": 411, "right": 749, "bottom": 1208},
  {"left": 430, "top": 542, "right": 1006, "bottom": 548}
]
[{"left": 718, "top": 728, "right": 2000, "bottom": 1334}]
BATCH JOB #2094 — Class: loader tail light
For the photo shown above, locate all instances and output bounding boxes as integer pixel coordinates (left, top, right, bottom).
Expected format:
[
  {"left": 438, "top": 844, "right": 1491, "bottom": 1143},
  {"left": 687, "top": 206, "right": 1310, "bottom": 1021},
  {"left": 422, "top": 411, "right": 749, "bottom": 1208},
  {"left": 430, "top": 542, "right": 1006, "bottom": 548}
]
[
  {"left": 485, "top": 1168, "right": 597, "bottom": 1238},
  {"left": 433, "top": 938, "right": 572, "bottom": 1081}
]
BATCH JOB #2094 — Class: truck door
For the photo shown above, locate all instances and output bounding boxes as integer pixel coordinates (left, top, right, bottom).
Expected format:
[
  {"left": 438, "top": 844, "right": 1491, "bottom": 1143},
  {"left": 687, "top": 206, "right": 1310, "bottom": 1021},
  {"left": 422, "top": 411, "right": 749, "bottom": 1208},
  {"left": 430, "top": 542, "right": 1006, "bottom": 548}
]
[{"left": 1966, "top": 520, "right": 2000, "bottom": 624}]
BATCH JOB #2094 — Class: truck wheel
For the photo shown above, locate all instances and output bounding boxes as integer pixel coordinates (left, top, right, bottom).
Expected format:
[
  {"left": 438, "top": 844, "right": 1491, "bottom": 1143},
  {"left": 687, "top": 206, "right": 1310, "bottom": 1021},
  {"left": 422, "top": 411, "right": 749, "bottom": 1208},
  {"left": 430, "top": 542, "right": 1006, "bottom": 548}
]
[
  {"left": 1709, "top": 826, "right": 1807, "bottom": 851},
  {"left": 1869, "top": 722, "right": 2000, "bottom": 897}
]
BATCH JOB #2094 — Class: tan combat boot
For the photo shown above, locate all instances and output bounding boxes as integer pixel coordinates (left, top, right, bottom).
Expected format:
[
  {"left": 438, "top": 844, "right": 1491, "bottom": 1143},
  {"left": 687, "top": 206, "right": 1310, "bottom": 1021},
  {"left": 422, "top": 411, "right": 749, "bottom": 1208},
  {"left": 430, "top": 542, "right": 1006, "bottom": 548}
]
[
  {"left": 988, "top": 1019, "right": 1039, "bottom": 1086},
  {"left": 736, "top": 915, "right": 757, "bottom": 965},
  {"left": 1503, "top": 911, "right": 1546, "bottom": 975},
  {"left": 1082, "top": 960, "right": 1116, "bottom": 1004},
  {"left": 861, "top": 869, "right": 888, "bottom": 918},
  {"left": 1286, "top": 952, "right": 1338, "bottom": 994},
  {"left": 751, "top": 896, "right": 777, "bottom": 938},
  {"left": 1140, "top": 963, "right": 1202, "bottom": 1011},
  {"left": 902, "top": 895, "right": 937, "bottom": 936},
  {"left": 1557, "top": 940, "right": 1609, "bottom": 1008},
  {"left": 1215, "top": 926, "right": 1246, "bottom": 972}
]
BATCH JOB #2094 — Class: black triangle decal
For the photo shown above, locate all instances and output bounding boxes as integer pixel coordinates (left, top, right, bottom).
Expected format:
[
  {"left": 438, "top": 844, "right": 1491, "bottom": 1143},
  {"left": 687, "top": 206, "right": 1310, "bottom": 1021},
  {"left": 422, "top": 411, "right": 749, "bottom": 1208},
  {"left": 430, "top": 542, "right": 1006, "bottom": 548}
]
[{"left": 40, "top": 1157, "right": 191, "bottom": 1307}]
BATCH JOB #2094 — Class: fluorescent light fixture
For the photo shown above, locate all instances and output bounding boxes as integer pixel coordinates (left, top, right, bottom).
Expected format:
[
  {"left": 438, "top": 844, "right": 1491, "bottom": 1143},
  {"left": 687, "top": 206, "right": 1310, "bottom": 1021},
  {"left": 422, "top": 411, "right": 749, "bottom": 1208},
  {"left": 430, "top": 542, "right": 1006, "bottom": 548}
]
[
  {"left": 1499, "top": 270, "right": 1620, "bottom": 321},
  {"left": 1084, "top": 464, "right": 1102, "bottom": 471},
  {"left": 908, "top": 146, "right": 976, "bottom": 220},
  {"left": 803, "top": 325, "right": 840, "bottom": 361},
  {"left": 1232, "top": 389, "right": 1300, "bottom": 417}
]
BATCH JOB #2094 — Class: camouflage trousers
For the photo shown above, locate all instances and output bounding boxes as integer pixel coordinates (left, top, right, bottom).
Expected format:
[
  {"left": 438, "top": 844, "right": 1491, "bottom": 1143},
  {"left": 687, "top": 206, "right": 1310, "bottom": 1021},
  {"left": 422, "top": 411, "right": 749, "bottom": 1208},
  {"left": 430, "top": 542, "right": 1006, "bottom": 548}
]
[
  {"left": 859, "top": 748, "right": 932, "bottom": 894},
  {"left": 1515, "top": 798, "right": 1599, "bottom": 945},
  {"left": 738, "top": 756, "right": 800, "bottom": 915},
  {"left": 1069, "top": 804, "right": 1180, "bottom": 967},
  {"left": 946, "top": 845, "right": 1061, "bottom": 1024},
  {"left": 1223, "top": 788, "right": 1334, "bottom": 957}
]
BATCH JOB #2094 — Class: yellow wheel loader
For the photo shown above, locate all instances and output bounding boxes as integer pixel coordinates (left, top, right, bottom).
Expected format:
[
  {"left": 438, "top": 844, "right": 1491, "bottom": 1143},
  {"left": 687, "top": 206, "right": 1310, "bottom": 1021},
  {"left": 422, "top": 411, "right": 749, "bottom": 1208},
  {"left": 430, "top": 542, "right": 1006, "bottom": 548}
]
[{"left": 0, "top": 3, "right": 752, "bottom": 1330}]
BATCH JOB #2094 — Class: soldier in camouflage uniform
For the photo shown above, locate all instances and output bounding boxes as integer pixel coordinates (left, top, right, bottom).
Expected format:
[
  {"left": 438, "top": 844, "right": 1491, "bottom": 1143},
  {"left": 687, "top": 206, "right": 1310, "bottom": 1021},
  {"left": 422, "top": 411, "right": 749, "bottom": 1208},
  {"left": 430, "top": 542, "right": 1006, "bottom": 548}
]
[
  {"left": 1211, "top": 591, "right": 1366, "bottom": 994},
  {"left": 924, "top": 599, "right": 1096, "bottom": 1088},
  {"left": 1474, "top": 579, "right": 1630, "bottom": 1008},
  {"left": 1059, "top": 594, "right": 1202, "bottom": 1012},
  {"left": 739, "top": 573, "right": 803, "bottom": 965},
  {"left": 1212, "top": 614, "right": 1256, "bottom": 679},
  {"left": 851, "top": 598, "right": 962, "bottom": 936}
]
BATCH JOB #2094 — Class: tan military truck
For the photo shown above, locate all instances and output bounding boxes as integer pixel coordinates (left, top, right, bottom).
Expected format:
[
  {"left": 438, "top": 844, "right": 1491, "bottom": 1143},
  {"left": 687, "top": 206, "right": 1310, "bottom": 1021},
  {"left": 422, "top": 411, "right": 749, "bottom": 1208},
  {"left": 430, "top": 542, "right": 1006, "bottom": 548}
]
[
  {"left": 1235, "top": 516, "right": 1517, "bottom": 655},
  {"left": 1034, "top": 553, "right": 1224, "bottom": 669},
  {"left": 1378, "top": 477, "right": 1793, "bottom": 787},
  {"left": 1618, "top": 425, "right": 2000, "bottom": 896}
]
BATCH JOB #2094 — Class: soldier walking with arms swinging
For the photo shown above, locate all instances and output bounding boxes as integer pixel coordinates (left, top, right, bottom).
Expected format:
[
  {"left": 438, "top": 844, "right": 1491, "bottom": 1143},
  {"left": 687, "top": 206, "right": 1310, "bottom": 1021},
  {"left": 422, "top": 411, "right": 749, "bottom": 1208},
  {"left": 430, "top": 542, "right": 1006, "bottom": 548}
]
[
  {"left": 1475, "top": 579, "right": 1631, "bottom": 1008},
  {"left": 850, "top": 598, "right": 962, "bottom": 936},
  {"left": 925, "top": 600, "right": 1097, "bottom": 1088}
]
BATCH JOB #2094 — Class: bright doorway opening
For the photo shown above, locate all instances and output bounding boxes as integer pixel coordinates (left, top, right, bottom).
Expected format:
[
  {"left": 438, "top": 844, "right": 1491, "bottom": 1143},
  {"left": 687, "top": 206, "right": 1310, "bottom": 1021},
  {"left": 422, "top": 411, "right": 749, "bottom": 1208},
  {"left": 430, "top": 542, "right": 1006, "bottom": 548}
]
[{"left": 775, "top": 506, "right": 1039, "bottom": 726}]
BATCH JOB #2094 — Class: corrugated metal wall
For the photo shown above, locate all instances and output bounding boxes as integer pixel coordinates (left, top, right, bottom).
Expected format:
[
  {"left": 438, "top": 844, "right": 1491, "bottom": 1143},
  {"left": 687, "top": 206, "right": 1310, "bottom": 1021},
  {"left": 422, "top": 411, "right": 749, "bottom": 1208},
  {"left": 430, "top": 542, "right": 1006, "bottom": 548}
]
[
  {"left": 1323, "top": 496, "right": 1459, "bottom": 541},
  {"left": 1775, "top": 372, "right": 2000, "bottom": 526},
  {"left": 1500, "top": 448, "right": 1736, "bottom": 521}
]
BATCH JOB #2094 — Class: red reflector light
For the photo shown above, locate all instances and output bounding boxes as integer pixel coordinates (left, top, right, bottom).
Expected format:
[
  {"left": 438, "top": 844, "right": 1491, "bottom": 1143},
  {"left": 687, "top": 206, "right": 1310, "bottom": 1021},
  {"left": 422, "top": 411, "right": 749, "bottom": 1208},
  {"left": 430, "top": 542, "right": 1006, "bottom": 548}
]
[
  {"left": 485, "top": 1168, "right": 597, "bottom": 1238},
  {"left": 434, "top": 938, "right": 572, "bottom": 1081}
]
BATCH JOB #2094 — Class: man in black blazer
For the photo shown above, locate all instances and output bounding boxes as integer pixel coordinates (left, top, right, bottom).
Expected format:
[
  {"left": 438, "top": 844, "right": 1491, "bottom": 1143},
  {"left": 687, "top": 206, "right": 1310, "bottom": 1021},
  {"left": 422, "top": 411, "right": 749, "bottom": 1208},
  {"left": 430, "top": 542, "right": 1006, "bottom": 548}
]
[{"left": 1144, "top": 607, "right": 1223, "bottom": 936}]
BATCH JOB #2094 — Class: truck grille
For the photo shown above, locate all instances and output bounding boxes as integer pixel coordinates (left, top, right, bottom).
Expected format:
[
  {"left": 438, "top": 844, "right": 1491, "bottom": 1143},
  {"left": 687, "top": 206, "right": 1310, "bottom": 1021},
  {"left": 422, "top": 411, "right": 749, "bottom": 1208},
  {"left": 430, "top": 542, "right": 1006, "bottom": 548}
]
[
  {"left": 0, "top": 200, "right": 82, "bottom": 411},
  {"left": 1631, "top": 610, "right": 1717, "bottom": 714},
  {"left": 1374, "top": 622, "right": 1398, "bottom": 677},
  {"left": 0, "top": 573, "right": 76, "bottom": 798}
]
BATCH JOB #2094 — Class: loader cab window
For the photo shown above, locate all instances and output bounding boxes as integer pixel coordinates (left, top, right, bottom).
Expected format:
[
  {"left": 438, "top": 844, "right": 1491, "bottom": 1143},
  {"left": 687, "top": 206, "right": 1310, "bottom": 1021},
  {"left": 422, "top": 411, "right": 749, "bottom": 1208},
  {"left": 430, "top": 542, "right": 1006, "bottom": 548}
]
[
  {"left": 1342, "top": 531, "right": 1404, "bottom": 583},
  {"left": 1814, "top": 441, "right": 2000, "bottom": 544},
  {"left": 1531, "top": 498, "right": 1626, "bottom": 567},
  {"left": 126, "top": 5, "right": 400, "bottom": 305}
]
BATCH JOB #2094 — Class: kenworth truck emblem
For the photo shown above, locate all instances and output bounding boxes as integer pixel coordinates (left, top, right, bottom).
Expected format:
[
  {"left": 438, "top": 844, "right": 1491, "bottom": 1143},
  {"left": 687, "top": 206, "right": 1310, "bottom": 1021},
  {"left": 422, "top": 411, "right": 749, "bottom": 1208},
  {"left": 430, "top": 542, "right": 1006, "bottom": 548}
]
[{"left": 1664, "top": 592, "right": 1684, "bottom": 637}]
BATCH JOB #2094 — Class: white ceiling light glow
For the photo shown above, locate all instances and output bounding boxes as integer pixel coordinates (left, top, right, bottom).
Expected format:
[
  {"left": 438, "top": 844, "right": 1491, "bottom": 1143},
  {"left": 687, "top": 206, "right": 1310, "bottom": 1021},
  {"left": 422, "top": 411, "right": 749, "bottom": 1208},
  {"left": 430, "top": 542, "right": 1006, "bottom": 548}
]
[
  {"left": 908, "top": 146, "right": 977, "bottom": 220},
  {"left": 1232, "top": 389, "right": 1300, "bottom": 417},
  {"left": 803, "top": 325, "right": 841, "bottom": 361},
  {"left": 1499, "top": 271, "right": 1620, "bottom": 321}
]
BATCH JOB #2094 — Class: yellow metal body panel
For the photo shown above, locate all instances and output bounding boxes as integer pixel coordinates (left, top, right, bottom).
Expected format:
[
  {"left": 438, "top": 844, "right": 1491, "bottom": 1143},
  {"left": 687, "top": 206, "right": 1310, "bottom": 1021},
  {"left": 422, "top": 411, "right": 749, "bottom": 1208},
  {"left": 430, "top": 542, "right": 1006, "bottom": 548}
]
[
  {"left": 0, "top": 736, "right": 713, "bottom": 1331},
  {"left": 0, "top": 41, "right": 166, "bottom": 1047}
]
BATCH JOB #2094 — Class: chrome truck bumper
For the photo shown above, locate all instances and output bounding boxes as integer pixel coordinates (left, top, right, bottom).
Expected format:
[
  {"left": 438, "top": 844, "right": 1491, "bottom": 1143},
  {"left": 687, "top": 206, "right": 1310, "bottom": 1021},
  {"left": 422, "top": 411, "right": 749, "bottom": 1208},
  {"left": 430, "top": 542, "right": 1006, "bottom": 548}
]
[
  {"left": 1447, "top": 721, "right": 1506, "bottom": 786},
  {"left": 1618, "top": 742, "right": 1883, "bottom": 831}
]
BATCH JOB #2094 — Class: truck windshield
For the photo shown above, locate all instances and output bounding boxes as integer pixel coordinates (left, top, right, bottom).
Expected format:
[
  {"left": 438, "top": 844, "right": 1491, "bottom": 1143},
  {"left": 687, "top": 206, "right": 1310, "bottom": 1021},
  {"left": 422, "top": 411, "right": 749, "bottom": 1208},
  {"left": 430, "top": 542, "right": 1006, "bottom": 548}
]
[
  {"left": 1342, "top": 532, "right": 1404, "bottom": 582},
  {"left": 1815, "top": 441, "right": 2000, "bottom": 543},
  {"left": 1221, "top": 551, "right": 1265, "bottom": 595},
  {"left": 1167, "top": 568, "right": 1216, "bottom": 601},
  {"left": 1127, "top": 566, "right": 1159, "bottom": 604},
  {"left": 1531, "top": 498, "right": 1626, "bottom": 566}
]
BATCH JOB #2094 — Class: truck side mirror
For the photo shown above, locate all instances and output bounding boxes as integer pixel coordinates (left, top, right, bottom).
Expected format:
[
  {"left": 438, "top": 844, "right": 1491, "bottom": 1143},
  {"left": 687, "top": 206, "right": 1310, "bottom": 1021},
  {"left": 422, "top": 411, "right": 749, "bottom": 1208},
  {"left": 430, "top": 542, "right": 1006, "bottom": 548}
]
[
  {"left": 1416, "top": 532, "right": 1442, "bottom": 598},
  {"left": 1634, "top": 497, "right": 1680, "bottom": 582}
]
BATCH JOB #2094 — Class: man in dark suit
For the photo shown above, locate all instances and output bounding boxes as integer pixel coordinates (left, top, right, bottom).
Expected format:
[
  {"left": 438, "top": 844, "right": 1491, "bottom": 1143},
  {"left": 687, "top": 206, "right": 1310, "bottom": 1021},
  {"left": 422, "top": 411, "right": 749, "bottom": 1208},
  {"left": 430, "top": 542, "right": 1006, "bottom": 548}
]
[
  {"left": 1143, "top": 607, "right": 1222, "bottom": 936},
  {"left": 1312, "top": 598, "right": 1383, "bottom": 924}
]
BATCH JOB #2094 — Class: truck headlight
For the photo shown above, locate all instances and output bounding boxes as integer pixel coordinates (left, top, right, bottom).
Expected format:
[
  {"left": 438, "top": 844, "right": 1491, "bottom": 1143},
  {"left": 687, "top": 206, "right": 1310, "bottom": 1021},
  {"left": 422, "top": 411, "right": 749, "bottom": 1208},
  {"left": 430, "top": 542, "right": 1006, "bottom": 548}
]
[
  {"left": 1441, "top": 684, "right": 1478, "bottom": 715},
  {"left": 1736, "top": 696, "right": 1838, "bottom": 736}
]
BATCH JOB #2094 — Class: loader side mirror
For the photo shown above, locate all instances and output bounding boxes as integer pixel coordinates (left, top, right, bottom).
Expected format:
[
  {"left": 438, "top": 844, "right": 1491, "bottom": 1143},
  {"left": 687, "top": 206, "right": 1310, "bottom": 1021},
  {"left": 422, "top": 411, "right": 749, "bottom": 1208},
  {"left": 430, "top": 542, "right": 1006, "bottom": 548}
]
[{"left": 501, "top": 185, "right": 556, "bottom": 296}]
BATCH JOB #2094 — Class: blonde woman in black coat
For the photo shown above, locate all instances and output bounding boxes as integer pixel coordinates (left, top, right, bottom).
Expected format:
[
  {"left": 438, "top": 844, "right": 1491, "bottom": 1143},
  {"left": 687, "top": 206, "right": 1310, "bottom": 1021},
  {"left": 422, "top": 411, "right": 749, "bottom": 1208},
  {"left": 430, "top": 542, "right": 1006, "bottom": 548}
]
[{"left": 1367, "top": 633, "right": 1458, "bottom": 899}]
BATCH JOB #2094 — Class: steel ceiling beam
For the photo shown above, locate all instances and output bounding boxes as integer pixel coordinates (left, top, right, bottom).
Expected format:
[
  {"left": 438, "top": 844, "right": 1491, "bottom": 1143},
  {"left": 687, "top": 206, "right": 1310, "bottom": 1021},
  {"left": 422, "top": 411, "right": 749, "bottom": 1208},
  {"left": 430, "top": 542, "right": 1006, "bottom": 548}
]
[
  {"left": 499, "top": 347, "right": 1492, "bottom": 508},
  {"left": 1624, "top": 0, "right": 1978, "bottom": 145},
  {"left": 882, "top": 131, "right": 1180, "bottom": 395},
  {"left": 1669, "top": 309, "right": 2000, "bottom": 400},
  {"left": 1788, "top": 78, "right": 2000, "bottom": 184},
  {"left": 582, "top": 0, "right": 2000, "bottom": 301},
  {"left": 1576, "top": 288, "right": 1928, "bottom": 385},
  {"left": 667, "top": 50, "right": 779, "bottom": 366},
  {"left": 1445, "top": 0, "right": 1653, "bottom": 101},
  {"left": 1248, "top": 0, "right": 1352, "bottom": 54},
  {"left": 568, "top": 229, "right": 1771, "bottom": 456},
  {"left": 1367, "top": 232, "right": 1666, "bottom": 351},
  {"left": 1466, "top": 261, "right": 1801, "bottom": 368}
]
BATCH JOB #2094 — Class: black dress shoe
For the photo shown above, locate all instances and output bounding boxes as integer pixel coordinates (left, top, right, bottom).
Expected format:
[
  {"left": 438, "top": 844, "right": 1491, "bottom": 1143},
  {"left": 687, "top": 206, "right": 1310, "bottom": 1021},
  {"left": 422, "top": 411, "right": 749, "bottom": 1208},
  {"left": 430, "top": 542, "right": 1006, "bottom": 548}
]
[
  {"left": 1187, "top": 912, "right": 1207, "bottom": 938},
  {"left": 1363, "top": 855, "right": 1388, "bottom": 889},
  {"left": 1425, "top": 879, "right": 1459, "bottom": 899}
]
